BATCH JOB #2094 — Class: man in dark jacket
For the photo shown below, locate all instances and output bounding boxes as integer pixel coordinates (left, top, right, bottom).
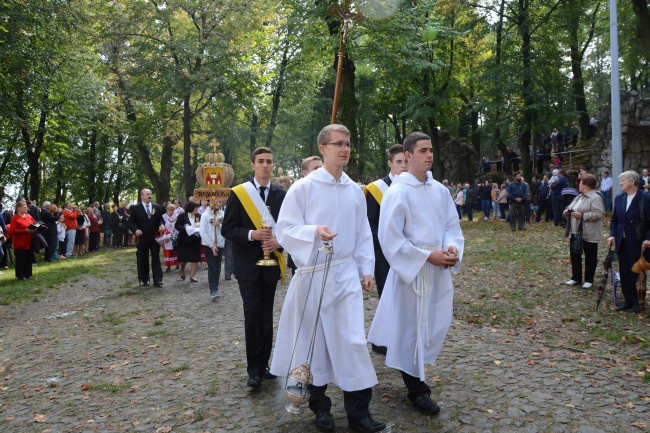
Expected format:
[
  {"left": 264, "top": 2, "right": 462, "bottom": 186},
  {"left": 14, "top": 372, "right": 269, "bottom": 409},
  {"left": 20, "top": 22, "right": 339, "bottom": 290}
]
[
  {"left": 40, "top": 202, "right": 60, "bottom": 262},
  {"left": 507, "top": 172, "right": 528, "bottom": 230},
  {"left": 550, "top": 169, "right": 568, "bottom": 227},
  {"left": 478, "top": 180, "right": 492, "bottom": 220},
  {"left": 536, "top": 175, "right": 551, "bottom": 222}
]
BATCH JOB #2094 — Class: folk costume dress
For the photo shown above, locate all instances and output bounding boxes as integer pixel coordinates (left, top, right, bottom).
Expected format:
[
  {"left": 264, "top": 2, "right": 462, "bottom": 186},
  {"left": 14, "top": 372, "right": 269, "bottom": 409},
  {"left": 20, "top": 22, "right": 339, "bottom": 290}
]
[
  {"left": 368, "top": 171, "right": 464, "bottom": 380},
  {"left": 270, "top": 167, "right": 378, "bottom": 391},
  {"left": 162, "top": 213, "right": 179, "bottom": 267}
]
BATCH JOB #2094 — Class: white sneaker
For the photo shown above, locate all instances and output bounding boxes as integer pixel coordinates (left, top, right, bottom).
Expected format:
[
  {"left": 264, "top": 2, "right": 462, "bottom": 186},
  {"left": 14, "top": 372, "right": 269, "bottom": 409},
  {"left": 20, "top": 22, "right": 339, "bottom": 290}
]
[
  {"left": 582, "top": 282, "right": 593, "bottom": 289},
  {"left": 565, "top": 280, "right": 579, "bottom": 286}
]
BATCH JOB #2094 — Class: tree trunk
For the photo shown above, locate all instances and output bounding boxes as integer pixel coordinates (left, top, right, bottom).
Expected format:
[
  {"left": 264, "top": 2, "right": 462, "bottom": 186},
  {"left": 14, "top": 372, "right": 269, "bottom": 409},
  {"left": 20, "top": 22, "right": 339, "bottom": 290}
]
[
  {"left": 519, "top": 0, "right": 533, "bottom": 181},
  {"left": 338, "top": 52, "right": 360, "bottom": 180},
  {"left": 265, "top": 44, "right": 289, "bottom": 148},
  {"left": 87, "top": 128, "right": 98, "bottom": 204},
  {"left": 494, "top": 0, "right": 511, "bottom": 174},
  {"left": 113, "top": 135, "right": 125, "bottom": 205},
  {"left": 250, "top": 112, "right": 258, "bottom": 154},
  {"left": 158, "top": 135, "right": 174, "bottom": 203},
  {"left": 632, "top": 0, "right": 650, "bottom": 62},
  {"left": 389, "top": 115, "right": 402, "bottom": 144},
  {"left": 182, "top": 94, "right": 194, "bottom": 199}
]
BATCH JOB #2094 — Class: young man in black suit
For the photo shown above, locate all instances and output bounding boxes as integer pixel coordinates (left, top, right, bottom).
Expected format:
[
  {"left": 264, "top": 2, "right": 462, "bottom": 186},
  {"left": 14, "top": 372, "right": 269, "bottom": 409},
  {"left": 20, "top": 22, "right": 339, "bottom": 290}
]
[
  {"left": 128, "top": 189, "right": 165, "bottom": 287},
  {"left": 364, "top": 144, "right": 407, "bottom": 355},
  {"left": 221, "top": 146, "right": 286, "bottom": 388}
]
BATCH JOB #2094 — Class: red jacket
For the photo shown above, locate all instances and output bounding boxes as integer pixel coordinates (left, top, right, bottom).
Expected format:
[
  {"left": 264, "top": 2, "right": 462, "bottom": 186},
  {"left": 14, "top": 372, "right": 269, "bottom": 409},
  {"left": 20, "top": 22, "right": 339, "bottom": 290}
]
[
  {"left": 8, "top": 213, "right": 35, "bottom": 250},
  {"left": 88, "top": 213, "right": 99, "bottom": 232},
  {"left": 63, "top": 208, "right": 79, "bottom": 230}
]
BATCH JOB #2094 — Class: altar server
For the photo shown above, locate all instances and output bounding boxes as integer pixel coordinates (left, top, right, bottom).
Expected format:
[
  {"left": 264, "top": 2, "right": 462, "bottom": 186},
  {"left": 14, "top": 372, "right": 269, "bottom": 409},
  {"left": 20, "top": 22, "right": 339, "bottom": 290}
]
[{"left": 368, "top": 132, "right": 464, "bottom": 416}]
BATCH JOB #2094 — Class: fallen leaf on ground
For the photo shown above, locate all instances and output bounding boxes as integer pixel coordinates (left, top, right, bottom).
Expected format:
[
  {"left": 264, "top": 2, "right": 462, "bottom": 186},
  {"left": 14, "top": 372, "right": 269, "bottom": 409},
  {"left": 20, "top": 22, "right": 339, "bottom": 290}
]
[{"left": 33, "top": 414, "right": 47, "bottom": 423}]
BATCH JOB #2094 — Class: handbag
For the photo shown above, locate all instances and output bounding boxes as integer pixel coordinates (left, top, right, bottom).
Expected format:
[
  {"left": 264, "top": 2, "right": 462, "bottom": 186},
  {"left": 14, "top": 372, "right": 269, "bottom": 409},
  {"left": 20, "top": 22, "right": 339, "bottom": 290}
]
[
  {"left": 571, "top": 219, "right": 584, "bottom": 254},
  {"left": 155, "top": 230, "right": 173, "bottom": 246}
]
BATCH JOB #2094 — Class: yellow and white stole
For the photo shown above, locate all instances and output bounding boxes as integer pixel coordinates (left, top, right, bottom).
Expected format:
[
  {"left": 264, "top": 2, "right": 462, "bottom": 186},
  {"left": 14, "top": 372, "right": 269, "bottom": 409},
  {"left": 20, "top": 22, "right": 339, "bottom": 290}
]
[
  {"left": 364, "top": 178, "right": 389, "bottom": 205},
  {"left": 231, "top": 182, "right": 286, "bottom": 283}
]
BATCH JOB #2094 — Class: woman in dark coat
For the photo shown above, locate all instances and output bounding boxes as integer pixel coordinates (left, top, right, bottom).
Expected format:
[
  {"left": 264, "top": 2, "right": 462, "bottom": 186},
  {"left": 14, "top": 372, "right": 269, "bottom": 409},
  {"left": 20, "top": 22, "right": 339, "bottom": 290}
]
[{"left": 175, "top": 201, "right": 202, "bottom": 282}]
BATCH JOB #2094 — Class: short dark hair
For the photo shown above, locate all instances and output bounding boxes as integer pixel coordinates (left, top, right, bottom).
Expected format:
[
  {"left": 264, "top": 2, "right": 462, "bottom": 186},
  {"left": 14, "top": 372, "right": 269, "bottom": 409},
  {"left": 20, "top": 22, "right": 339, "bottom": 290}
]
[
  {"left": 184, "top": 201, "right": 199, "bottom": 213},
  {"left": 387, "top": 144, "right": 404, "bottom": 162},
  {"left": 581, "top": 173, "right": 597, "bottom": 189},
  {"left": 403, "top": 132, "right": 431, "bottom": 154},
  {"left": 251, "top": 147, "right": 274, "bottom": 163}
]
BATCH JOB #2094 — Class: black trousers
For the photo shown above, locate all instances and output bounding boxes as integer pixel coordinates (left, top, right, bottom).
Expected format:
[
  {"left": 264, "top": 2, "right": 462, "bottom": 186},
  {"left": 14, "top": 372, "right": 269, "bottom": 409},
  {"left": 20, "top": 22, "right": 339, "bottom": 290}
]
[
  {"left": 536, "top": 199, "right": 546, "bottom": 222},
  {"left": 499, "top": 203, "right": 508, "bottom": 220},
  {"left": 510, "top": 202, "right": 526, "bottom": 229},
  {"left": 401, "top": 371, "right": 431, "bottom": 400},
  {"left": 89, "top": 231, "right": 100, "bottom": 252},
  {"left": 374, "top": 257, "right": 389, "bottom": 298},
  {"left": 44, "top": 233, "right": 57, "bottom": 261},
  {"left": 569, "top": 236, "right": 598, "bottom": 284},
  {"left": 618, "top": 238, "right": 640, "bottom": 308},
  {"left": 237, "top": 274, "right": 278, "bottom": 378},
  {"left": 136, "top": 239, "right": 162, "bottom": 284},
  {"left": 112, "top": 227, "right": 123, "bottom": 247},
  {"left": 308, "top": 385, "right": 372, "bottom": 420},
  {"left": 14, "top": 249, "right": 33, "bottom": 279}
]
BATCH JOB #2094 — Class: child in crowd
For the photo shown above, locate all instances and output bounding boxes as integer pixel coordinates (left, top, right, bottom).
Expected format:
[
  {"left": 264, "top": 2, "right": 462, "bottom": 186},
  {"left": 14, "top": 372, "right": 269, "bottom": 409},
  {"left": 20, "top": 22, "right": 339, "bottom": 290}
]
[{"left": 56, "top": 216, "right": 67, "bottom": 259}]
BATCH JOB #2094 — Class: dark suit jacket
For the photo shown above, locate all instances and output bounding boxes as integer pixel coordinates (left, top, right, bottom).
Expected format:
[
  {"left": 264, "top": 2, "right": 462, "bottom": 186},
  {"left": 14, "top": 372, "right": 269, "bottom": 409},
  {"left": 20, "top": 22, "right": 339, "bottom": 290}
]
[
  {"left": 366, "top": 175, "right": 391, "bottom": 265},
  {"left": 128, "top": 202, "right": 164, "bottom": 243},
  {"left": 175, "top": 212, "right": 198, "bottom": 245},
  {"left": 221, "top": 180, "right": 286, "bottom": 281},
  {"left": 40, "top": 209, "right": 60, "bottom": 236},
  {"left": 610, "top": 190, "right": 650, "bottom": 259}
]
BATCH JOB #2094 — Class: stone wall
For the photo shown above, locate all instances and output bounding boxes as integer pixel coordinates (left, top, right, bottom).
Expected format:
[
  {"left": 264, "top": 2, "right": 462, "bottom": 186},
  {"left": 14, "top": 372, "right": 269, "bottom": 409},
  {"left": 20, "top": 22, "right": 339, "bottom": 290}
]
[
  {"left": 587, "top": 90, "right": 650, "bottom": 177},
  {"left": 439, "top": 131, "right": 479, "bottom": 183}
]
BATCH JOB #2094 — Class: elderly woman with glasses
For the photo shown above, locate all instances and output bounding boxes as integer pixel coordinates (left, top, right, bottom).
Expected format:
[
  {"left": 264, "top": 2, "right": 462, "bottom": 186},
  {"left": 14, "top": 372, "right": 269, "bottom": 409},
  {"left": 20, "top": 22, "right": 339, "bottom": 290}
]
[
  {"left": 563, "top": 173, "right": 604, "bottom": 289},
  {"left": 607, "top": 170, "right": 650, "bottom": 313}
]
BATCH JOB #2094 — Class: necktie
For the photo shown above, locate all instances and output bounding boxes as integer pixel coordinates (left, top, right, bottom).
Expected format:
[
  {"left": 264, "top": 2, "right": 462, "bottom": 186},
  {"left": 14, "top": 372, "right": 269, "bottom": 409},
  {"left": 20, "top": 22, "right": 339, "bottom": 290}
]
[
  {"left": 259, "top": 186, "right": 267, "bottom": 204},
  {"left": 146, "top": 204, "right": 151, "bottom": 217}
]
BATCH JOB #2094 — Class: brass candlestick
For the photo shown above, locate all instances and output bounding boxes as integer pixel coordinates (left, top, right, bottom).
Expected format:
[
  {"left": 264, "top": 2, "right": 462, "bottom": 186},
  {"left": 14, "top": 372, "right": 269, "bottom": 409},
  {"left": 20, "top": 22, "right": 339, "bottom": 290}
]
[{"left": 256, "top": 219, "right": 278, "bottom": 266}]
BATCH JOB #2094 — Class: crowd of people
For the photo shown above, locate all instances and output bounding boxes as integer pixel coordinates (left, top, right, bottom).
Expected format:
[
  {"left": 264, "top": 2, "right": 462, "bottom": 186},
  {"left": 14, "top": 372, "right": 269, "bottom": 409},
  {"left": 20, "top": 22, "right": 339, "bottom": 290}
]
[
  {"left": 441, "top": 167, "right": 614, "bottom": 229},
  {"left": 0, "top": 195, "right": 234, "bottom": 298}
]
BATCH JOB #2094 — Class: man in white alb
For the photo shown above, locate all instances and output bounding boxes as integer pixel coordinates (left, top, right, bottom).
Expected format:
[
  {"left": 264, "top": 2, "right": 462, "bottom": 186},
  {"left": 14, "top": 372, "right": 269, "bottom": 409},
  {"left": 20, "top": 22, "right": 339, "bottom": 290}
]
[
  {"left": 271, "top": 124, "right": 385, "bottom": 433},
  {"left": 368, "top": 132, "right": 464, "bottom": 416}
]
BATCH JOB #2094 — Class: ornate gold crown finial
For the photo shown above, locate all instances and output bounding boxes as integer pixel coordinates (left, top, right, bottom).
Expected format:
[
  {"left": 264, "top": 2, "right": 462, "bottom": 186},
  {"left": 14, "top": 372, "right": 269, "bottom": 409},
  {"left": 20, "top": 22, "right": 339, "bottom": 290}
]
[{"left": 205, "top": 138, "right": 225, "bottom": 164}]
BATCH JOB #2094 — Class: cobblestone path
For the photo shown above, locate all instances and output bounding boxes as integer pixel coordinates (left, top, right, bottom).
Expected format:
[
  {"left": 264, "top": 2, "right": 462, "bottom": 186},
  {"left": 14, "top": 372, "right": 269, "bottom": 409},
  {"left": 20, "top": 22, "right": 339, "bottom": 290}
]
[{"left": 0, "top": 247, "right": 647, "bottom": 432}]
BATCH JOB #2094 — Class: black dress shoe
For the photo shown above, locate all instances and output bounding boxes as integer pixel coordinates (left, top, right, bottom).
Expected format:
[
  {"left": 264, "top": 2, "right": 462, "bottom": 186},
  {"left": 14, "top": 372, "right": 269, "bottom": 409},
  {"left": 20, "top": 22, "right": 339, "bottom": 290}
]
[
  {"left": 314, "top": 412, "right": 335, "bottom": 431},
  {"left": 371, "top": 344, "right": 387, "bottom": 355},
  {"left": 410, "top": 393, "right": 441, "bottom": 415},
  {"left": 153, "top": 282, "right": 163, "bottom": 287},
  {"left": 246, "top": 375, "right": 262, "bottom": 388},
  {"left": 627, "top": 305, "right": 641, "bottom": 313},
  {"left": 348, "top": 416, "right": 386, "bottom": 433},
  {"left": 141, "top": 281, "right": 150, "bottom": 287},
  {"left": 263, "top": 367, "right": 277, "bottom": 379},
  {"left": 616, "top": 305, "right": 631, "bottom": 311}
]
